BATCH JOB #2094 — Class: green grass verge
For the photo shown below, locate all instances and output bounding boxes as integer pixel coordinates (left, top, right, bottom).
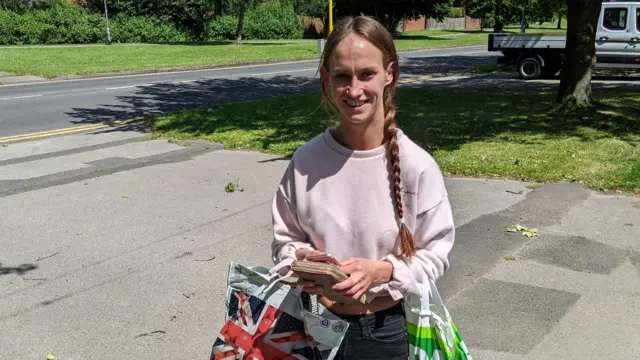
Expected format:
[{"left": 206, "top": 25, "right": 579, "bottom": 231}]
[
  {"left": 149, "top": 88, "right": 640, "bottom": 195},
  {"left": 0, "top": 24, "right": 564, "bottom": 78}
]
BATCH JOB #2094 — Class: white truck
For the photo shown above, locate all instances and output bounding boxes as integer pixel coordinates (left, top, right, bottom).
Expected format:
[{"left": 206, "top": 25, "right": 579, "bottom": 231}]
[{"left": 488, "top": 1, "right": 640, "bottom": 79}]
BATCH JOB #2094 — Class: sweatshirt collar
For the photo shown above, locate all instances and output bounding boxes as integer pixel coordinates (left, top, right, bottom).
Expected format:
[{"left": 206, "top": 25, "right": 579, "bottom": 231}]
[{"left": 323, "top": 127, "right": 405, "bottom": 159}]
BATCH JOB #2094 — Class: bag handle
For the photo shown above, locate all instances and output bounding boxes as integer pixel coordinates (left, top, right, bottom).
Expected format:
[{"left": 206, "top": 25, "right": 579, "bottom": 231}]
[{"left": 428, "top": 278, "right": 444, "bottom": 306}]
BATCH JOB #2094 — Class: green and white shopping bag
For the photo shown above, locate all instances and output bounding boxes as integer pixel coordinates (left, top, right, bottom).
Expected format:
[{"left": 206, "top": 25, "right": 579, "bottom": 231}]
[{"left": 403, "top": 278, "right": 473, "bottom": 360}]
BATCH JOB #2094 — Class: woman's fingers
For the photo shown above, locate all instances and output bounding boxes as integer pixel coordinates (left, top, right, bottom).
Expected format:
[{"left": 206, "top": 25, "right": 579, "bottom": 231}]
[{"left": 331, "top": 276, "right": 356, "bottom": 292}]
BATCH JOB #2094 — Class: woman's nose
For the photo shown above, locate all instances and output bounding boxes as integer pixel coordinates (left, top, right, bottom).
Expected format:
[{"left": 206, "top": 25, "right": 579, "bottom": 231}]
[{"left": 346, "top": 80, "right": 363, "bottom": 97}]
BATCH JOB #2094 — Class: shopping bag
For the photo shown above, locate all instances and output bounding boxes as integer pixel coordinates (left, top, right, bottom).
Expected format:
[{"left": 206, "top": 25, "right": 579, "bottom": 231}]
[
  {"left": 210, "top": 262, "right": 349, "bottom": 360},
  {"left": 403, "top": 277, "right": 473, "bottom": 360}
]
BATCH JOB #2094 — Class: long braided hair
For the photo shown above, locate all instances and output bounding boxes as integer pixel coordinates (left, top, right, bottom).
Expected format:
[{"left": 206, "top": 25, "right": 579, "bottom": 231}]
[{"left": 319, "top": 16, "right": 416, "bottom": 258}]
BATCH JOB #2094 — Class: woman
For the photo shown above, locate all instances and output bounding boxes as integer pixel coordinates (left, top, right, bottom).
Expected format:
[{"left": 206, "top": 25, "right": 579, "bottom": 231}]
[{"left": 270, "top": 16, "right": 456, "bottom": 359}]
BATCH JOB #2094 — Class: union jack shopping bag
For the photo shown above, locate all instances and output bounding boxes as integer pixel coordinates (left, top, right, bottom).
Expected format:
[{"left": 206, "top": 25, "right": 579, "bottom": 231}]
[
  {"left": 210, "top": 262, "right": 349, "bottom": 360},
  {"left": 403, "top": 275, "right": 473, "bottom": 360}
]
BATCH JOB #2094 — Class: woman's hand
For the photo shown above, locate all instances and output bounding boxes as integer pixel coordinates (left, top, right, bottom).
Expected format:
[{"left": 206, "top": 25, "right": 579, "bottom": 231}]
[{"left": 332, "top": 258, "right": 393, "bottom": 301}]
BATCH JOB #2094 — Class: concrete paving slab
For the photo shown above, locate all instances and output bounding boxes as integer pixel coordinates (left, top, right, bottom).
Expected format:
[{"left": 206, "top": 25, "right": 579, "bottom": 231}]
[
  {"left": 446, "top": 278, "right": 581, "bottom": 355},
  {"left": 0, "top": 140, "right": 183, "bottom": 180},
  {"left": 547, "top": 193, "right": 640, "bottom": 251},
  {"left": 465, "top": 349, "right": 527, "bottom": 360},
  {"left": 443, "top": 177, "right": 533, "bottom": 227},
  {"left": 485, "top": 259, "right": 609, "bottom": 295},
  {"left": 526, "top": 262, "right": 640, "bottom": 360},
  {"left": 0, "top": 130, "right": 145, "bottom": 162},
  {"left": 520, "top": 234, "right": 628, "bottom": 275},
  {"left": 436, "top": 183, "right": 592, "bottom": 302}
]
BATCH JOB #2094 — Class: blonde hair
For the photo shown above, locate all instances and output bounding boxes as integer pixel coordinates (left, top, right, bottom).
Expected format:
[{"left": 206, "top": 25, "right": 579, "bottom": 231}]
[{"left": 319, "top": 16, "right": 415, "bottom": 258}]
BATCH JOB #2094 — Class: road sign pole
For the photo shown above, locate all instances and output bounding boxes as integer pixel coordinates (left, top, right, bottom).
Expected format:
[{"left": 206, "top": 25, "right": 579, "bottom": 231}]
[
  {"left": 329, "top": 0, "right": 333, "bottom": 34},
  {"left": 103, "top": 0, "right": 111, "bottom": 44}
]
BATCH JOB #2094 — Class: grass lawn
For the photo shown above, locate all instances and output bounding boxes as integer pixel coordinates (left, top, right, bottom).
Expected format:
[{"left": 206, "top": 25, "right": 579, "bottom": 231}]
[
  {"left": 0, "top": 23, "right": 564, "bottom": 78},
  {"left": 149, "top": 88, "right": 640, "bottom": 195}
]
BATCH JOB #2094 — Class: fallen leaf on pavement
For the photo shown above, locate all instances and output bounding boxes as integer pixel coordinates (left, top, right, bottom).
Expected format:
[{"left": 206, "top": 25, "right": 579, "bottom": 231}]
[{"left": 506, "top": 224, "right": 539, "bottom": 237}]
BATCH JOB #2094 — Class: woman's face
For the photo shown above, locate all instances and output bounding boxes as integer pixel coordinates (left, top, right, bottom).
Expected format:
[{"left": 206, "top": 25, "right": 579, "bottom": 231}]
[{"left": 322, "top": 34, "right": 394, "bottom": 126}]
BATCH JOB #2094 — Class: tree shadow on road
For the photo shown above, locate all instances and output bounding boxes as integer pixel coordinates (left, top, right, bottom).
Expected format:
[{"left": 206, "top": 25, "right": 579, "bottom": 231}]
[
  {"left": 399, "top": 56, "right": 496, "bottom": 76},
  {"left": 66, "top": 75, "right": 321, "bottom": 134}
]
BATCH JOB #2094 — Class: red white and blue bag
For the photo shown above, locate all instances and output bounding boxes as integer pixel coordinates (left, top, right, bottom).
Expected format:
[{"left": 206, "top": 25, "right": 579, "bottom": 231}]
[{"left": 210, "top": 262, "right": 349, "bottom": 360}]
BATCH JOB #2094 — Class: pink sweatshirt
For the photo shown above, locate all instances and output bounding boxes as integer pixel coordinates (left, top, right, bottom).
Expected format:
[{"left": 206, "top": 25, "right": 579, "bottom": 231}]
[{"left": 270, "top": 128, "right": 455, "bottom": 301}]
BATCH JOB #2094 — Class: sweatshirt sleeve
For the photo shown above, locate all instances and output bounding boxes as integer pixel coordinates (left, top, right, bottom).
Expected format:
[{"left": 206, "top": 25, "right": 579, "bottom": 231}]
[
  {"left": 378, "top": 168, "right": 456, "bottom": 300},
  {"left": 270, "top": 161, "right": 314, "bottom": 275}
]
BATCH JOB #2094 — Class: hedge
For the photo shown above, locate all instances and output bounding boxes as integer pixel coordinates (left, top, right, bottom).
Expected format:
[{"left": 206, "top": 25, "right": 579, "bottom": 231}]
[
  {"left": 0, "top": 4, "right": 188, "bottom": 45},
  {"left": 0, "top": 1, "right": 303, "bottom": 45},
  {"left": 204, "top": 2, "right": 303, "bottom": 41}
]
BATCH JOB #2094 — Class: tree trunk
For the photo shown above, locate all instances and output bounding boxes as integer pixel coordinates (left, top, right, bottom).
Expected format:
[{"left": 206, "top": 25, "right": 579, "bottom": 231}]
[
  {"left": 493, "top": 0, "right": 504, "bottom": 33},
  {"left": 390, "top": 16, "right": 402, "bottom": 38},
  {"left": 235, "top": 2, "right": 248, "bottom": 43},
  {"left": 557, "top": 15, "right": 562, "bottom": 29},
  {"left": 555, "top": 0, "right": 601, "bottom": 108},
  {"left": 379, "top": 14, "right": 402, "bottom": 38}
]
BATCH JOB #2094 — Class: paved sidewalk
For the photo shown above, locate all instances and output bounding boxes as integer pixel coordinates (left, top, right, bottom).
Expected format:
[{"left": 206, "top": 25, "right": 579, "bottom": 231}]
[{"left": 0, "top": 130, "right": 638, "bottom": 360}]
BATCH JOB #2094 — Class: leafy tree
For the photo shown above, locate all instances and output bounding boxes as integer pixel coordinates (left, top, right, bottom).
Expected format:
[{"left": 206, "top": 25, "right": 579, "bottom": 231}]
[
  {"left": 527, "top": 0, "right": 566, "bottom": 28},
  {"left": 463, "top": 0, "right": 521, "bottom": 32},
  {"left": 334, "top": 0, "right": 453, "bottom": 35},
  {"left": 0, "top": 0, "right": 48, "bottom": 12},
  {"left": 293, "top": 0, "right": 326, "bottom": 17},
  {"left": 83, "top": 0, "right": 217, "bottom": 38}
]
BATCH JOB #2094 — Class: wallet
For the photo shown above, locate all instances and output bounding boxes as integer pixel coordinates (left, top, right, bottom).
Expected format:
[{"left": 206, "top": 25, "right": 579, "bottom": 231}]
[{"left": 291, "top": 260, "right": 367, "bottom": 304}]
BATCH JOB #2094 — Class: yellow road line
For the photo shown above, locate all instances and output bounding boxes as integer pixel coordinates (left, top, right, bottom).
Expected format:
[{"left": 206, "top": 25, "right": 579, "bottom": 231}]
[{"left": 0, "top": 123, "right": 108, "bottom": 143}]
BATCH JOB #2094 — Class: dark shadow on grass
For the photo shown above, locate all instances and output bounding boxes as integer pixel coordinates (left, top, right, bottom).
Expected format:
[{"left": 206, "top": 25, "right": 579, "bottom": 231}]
[{"left": 397, "top": 81, "right": 639, "bottom": 153}]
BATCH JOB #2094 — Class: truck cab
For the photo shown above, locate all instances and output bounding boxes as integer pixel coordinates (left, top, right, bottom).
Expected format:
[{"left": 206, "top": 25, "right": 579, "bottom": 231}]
[
  {"left": 596, "top": 1, "right": 640, "bottom": 69},
  {"left": 488, "top": 1, "right": 640, "bottom": 79}
]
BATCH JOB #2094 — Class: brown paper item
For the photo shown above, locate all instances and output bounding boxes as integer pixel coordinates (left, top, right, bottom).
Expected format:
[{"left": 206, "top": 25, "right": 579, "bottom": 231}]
[{"left": 291, "top": 260, "right": 367, "bottom": 304}]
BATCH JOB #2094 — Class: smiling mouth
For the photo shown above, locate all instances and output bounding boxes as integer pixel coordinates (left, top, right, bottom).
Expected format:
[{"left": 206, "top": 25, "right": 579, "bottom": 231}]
[{"left": 345, "top": 99, "right": 368, "bottom": 108}]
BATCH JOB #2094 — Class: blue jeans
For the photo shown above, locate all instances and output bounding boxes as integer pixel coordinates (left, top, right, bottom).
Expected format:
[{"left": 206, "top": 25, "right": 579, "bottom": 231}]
[{"left": 332, "top": 303, "right": 409, "bottom": 360}]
